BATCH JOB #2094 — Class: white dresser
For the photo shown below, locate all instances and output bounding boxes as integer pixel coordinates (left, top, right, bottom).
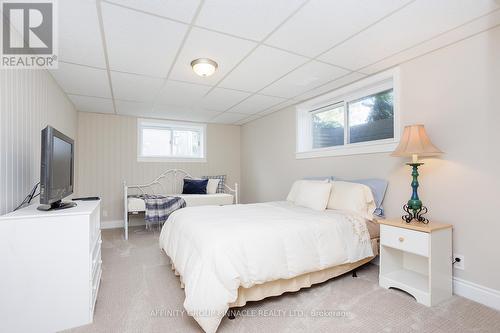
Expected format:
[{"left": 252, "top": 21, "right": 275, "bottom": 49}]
[{"left": 0, "top": 200, "right": 102, "bottom": 333}]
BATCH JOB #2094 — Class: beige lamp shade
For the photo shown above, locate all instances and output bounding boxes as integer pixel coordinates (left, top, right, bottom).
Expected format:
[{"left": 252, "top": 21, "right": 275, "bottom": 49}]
[{"left": 392, "top": 124, "right": 442, "bottom": 162}]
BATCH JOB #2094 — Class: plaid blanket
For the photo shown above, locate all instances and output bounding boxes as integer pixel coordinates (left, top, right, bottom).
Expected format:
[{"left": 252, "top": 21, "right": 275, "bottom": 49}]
[{"left": 132, "top": 195, "right": 186, "bottom": 225}]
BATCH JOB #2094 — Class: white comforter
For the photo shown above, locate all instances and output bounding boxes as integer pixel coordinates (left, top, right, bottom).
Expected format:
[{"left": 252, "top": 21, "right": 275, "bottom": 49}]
[{"left": 159, "top": 201, "right": 373, "bottom": 333}]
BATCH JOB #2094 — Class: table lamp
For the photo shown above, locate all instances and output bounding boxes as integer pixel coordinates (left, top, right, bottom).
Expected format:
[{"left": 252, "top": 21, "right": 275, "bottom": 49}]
[{"left": 391, "top": 124, "right": 443, "bottom": 223}]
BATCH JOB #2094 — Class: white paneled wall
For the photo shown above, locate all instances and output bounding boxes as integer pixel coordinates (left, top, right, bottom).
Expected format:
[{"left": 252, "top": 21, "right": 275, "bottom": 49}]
[
  {"left": 76, "top": 112, "right": 241, "bottom": 222},
  {"left": 0, "top": 70, "right": 77, "bottom": 215}
]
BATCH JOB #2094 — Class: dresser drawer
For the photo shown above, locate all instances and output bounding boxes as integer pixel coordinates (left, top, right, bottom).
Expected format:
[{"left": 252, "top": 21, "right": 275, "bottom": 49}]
[
  {"left": 92, "top": 246, "right": 101, "bottom": 274},
  {"left": 89, "top": 203, "right": 101, "bottom": 247},
  {"left": 90, "top": 230, "right": 101, "bottom": 255},
  {"left": 91, "top": 232, "right": 102, "bottom": 277},
  {"left": 380, "top": 224, "right": 429, "bottom": 257},
  {"left": 91, "top": 261, "right": 102, "bottom": 313}
]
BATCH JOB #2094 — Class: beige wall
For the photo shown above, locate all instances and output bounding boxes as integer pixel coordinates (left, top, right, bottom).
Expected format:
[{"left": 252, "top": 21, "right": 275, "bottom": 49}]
[
  {"left": 0, "top": 70, "right": 78, "bottom": 215},
  {"left": 76, "top": 112, "right": 241, "bottom": 222},
  {"left": 241, "top": 26, "right": 500, "bottom": 290}
]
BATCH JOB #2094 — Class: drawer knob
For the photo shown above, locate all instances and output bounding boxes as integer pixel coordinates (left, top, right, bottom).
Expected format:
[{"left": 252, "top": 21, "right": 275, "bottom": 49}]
[{"left": 398, "top": 236, "right": 405, "bottom": 242}]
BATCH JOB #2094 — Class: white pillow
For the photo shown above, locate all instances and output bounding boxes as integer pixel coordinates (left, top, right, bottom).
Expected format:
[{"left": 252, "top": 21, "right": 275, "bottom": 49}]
[
  {"left": 286, "top": 179, "right": 328, "bottom": 202},
  {"left": 294, "top": 181, "right": 332, "bottom": 211},
  {"left": 327, "top": 181, "right": 376, "bottom": 219},
  {"left": 206, "top": 179, "right": 220, "bottom": 194}
]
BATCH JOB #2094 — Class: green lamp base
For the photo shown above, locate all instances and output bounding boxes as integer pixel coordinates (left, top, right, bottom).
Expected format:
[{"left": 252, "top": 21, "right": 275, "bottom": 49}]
[{"left": 402, "top": 162, "right": 429, "bottom": 224}]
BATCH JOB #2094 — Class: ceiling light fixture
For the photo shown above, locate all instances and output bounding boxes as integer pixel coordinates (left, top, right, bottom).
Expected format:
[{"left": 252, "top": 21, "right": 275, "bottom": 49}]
[{"left": 191, "top": 58, "right": 218, "bottom": 77}]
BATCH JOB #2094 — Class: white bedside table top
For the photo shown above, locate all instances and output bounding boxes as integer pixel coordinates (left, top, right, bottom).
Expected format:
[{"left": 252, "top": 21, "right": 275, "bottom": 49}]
[{"left": 376, "top": 218, "right": 452, "bottom": 233}]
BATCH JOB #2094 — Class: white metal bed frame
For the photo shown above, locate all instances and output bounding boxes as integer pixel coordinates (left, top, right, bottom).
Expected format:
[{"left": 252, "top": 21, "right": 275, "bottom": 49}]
[{"left": 123, "top": 169, "right": 238, "bottom": 240}]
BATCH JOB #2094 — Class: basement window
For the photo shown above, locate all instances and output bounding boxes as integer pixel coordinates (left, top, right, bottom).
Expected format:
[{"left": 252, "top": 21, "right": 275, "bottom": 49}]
[
  {"left": 137, "top": 119, "right": 206, "bottom": 162},
  {"left": 296, "top": 68, "right": 400, "bottom": 159}
]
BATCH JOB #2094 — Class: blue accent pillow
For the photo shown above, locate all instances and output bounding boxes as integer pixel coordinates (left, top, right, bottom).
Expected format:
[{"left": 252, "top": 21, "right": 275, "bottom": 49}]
[{"left": 182, "top": 178, "right": 208, "bottom": 195}]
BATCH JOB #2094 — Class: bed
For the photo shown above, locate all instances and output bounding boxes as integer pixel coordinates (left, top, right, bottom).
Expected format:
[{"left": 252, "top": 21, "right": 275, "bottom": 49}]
[
  {"left": 159, "top": 191, "right": 381, "bottom": 333},
  {"left": 127, "top": 193, "right": 234, "bottom": 212},
  {"left": 123, "top": 169, "right": 238, "bottom": 240}
]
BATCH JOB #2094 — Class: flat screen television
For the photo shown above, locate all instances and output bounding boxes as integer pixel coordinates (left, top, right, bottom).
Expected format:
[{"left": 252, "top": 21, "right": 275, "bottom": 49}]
[{"left": 38, "top": 126, "right": 77, "bottom": 211}]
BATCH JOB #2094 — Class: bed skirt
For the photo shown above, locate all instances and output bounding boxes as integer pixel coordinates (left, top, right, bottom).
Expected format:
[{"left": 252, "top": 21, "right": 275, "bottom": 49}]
[{"left": 170, "top": 238, "right": 379, "bottom": 308}]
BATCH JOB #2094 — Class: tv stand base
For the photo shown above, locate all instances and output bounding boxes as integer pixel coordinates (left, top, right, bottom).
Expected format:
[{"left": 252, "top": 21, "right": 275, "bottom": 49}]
[{"left": 37, "top": 200, "right": 77, "bottom": 211}]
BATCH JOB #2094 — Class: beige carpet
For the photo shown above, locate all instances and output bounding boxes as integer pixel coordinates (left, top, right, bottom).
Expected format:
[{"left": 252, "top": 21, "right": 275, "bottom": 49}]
[{"left": 65, "top": 227, "right": 500, "bottom": 333}]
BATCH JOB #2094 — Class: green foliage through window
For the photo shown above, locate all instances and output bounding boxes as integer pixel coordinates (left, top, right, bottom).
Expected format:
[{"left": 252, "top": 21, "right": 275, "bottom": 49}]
[{"left": 310, "top": 89, "right": 394, "bottom": 149}]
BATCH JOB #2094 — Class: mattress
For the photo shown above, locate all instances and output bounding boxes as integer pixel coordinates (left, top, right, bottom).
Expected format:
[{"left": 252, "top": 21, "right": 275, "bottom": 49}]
[
  {"left": 366, "top": 219, "right": 380, "bottom": 238},
  {"left": 127, "top": 193, "right": 234, "bottom": 212}
]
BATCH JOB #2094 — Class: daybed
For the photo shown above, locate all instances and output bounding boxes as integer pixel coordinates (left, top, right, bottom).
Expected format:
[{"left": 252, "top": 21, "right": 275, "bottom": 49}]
[{"left": 123, "top": 169, "right": 238, "bottom": 240}]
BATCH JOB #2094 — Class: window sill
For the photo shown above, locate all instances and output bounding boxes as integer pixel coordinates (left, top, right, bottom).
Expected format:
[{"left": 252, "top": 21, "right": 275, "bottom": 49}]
[
  {"left": 296, "top": 141, "right": 399, "bottom": 159},
  {"left": 137, "top": 156, "right": 207, "bottom": 163}
]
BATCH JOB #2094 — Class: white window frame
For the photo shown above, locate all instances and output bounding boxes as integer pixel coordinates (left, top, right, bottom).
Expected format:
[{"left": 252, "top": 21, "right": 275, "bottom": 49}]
[
  {"left": 296, "top": 68, "right": 400, "bottom": 159},
  {"left": 137, "top": 118, "right": 207, "bottom": 163}
]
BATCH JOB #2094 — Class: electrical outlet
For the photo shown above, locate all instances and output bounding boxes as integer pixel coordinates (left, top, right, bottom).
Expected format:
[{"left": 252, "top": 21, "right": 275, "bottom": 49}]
[
  {"left": 102, "top": 210, "right": 108, "bottom": 218},
  {"left": 453, "top": 254, "right": 465, "bottom": 270}
]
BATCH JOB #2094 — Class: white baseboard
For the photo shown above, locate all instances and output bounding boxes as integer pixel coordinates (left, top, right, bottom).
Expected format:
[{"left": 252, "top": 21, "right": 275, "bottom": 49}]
[
  {"left": 453, "top": 277, "right": 500, "bottom": 311},
  {"left": 101, "top": 219, "right": 146, "bottom": 229}
]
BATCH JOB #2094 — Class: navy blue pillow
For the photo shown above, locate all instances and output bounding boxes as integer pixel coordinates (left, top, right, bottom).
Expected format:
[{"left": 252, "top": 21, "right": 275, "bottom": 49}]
[{"left": 182, "top": 178, "right": 208, "bottom": 195}]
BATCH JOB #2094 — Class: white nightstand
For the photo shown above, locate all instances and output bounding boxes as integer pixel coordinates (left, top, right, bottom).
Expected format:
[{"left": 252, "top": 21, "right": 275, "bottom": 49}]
[{"left": 378, "top": 219, "right": 453, "bottom": 306}]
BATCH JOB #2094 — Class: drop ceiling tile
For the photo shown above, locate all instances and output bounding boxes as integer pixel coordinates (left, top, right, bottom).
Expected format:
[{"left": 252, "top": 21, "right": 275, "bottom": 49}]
[
  {"left": 49, "top": 62, "right": 111, "bottom": 98},
  {"left": 235, "top": 114, "right": 261, "bottom": 125},
  {"left": 219, "top": 45, "right": 308, "bottom": 92},
  {"left": 318, "top": 0, "right": 499, "bottom": 70},
  {"left": 169, "top": 27, "right": 257, "bottom": 85},
  {"left": 104, "top": 0, "right": 200, "bottom": 23},
  {"left": 101, "top": 2, "right": 188, "bottom": 77},
  {"left": 116, "top": 99, "right": 220, "bottom": 122},
  {"left": 266, "top": 0, "right": 411, "bottom": 58},
  {"left": 152, "top": 106, "right": 221, "bottom": 122},
  {"left": 59, "top": 0, "right": 106, "bottom": 68},
  {"left": 260, "top": 61, "right": 349, "bottom": 98},
  {"left": 258, "top": 99, "right": 297, "bottom": 115},
  {"left": 229, "top": 94, "right": 285, "bottom": 114},
  {"left": 111, "top": 71, "right": 164, "bottom": 102},
  {"left": 196, "top": 0, "right": 307, "bottom": 41},
  {"left": 293, "top": 72, "right": 366, "bottom": 101},
  {"left": 156, "top": 80, "right": 211, "bottom": 107},
  {"left": 210, "top": 112, "right": 248, "bottom": 124},
  {"left": 68, "top": 95, "right": 114, "bottom": 114},
  {"left": 196, "top": 88, "right": 251, "bottom": 111},
  {"left": 361, "top": 9, "right": 500, "bottom": 74},
  {"left": 115, "top": 100, "right": 154, "bottom": 117}
]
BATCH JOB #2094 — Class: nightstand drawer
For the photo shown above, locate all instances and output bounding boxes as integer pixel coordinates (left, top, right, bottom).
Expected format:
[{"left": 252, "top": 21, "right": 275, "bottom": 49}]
[{"left": 380, "top": 224, "right": 429, "bottom": 257}]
